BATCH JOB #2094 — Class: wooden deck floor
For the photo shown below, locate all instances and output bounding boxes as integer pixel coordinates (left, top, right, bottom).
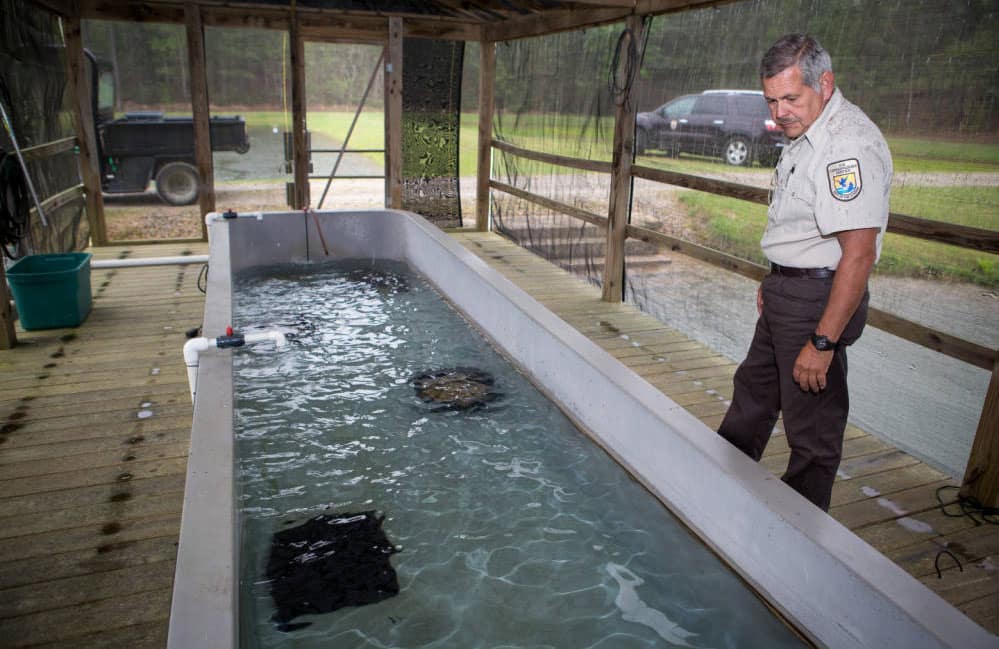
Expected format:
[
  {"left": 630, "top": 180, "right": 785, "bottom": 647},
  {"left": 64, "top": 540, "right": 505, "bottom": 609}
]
[
  {"left": 452, "top": 230, "right": 999, "bottom": 637},
  {"left": 0, "top": 242, "right": 206, "bottom": 648},
  {"left": 0, "top": 234, "right": 995, "bottom": 646}
]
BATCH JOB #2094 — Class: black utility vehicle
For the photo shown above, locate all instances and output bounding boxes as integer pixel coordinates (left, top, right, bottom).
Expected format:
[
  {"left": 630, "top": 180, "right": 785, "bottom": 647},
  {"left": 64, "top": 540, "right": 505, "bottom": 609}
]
[
  {"left": 85, "top": 51, "right": 249, "bottom": 205},
  {"left": 635, "top": 90, "right": 786, "bottom": 167}
]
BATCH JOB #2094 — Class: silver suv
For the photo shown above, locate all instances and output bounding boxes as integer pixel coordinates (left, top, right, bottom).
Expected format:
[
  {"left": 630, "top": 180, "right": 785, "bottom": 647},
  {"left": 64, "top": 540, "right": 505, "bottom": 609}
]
[{"left": 635, "top": 90, "right": 787, "bottom": 166}]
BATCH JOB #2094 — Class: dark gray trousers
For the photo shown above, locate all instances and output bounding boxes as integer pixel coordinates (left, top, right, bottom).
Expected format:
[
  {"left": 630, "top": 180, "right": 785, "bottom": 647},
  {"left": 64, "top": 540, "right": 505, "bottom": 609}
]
[{"left": 718, "top": 273, "right": 869, "bottom": 511}]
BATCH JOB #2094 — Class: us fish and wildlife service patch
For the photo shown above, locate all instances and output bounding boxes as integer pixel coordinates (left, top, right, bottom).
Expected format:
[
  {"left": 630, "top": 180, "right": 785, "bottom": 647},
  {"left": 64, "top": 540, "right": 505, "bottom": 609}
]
[{"left": 827, "top": 158, "right": 862, "bottom": 201}]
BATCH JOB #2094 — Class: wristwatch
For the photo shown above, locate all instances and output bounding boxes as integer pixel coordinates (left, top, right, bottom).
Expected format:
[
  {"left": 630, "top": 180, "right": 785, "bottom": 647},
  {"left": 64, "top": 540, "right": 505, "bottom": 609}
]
[{"left": 810, "top": 333, "right": 839, "bottom": 351}]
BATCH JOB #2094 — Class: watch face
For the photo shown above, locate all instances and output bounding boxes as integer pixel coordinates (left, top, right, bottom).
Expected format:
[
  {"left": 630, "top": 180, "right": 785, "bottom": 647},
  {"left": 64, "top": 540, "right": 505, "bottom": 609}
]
[{"left": 811, "top": 334, "right": 834, "bottom": 351}]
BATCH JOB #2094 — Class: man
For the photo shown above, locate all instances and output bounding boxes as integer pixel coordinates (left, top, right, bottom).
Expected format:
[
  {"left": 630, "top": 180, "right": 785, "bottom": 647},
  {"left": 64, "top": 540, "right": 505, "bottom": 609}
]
[{"left": 717, "top": 33, "right": 892, "bottom": 511}]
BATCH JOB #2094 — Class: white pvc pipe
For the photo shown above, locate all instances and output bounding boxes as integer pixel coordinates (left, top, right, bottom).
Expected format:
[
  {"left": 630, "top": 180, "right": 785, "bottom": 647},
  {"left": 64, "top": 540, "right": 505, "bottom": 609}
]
[
  {"left": 92, "top": 255, "right": 209, "bottom": 269},
  {"left": 184, "top": 330, "right": 288, "bottom": 403}
]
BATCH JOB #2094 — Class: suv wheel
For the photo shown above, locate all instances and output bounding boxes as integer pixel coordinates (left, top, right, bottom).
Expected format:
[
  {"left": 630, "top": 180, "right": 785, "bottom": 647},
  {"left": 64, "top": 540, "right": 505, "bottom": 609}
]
[
  {"left": 635, "top": 128, "right": 648, "bottom": 156},
  {"left": 723, "top": 136, "right": 751, "bottom": 166},
  {"left": 155, "top": 162, "right": 199, "bottom": 205}
]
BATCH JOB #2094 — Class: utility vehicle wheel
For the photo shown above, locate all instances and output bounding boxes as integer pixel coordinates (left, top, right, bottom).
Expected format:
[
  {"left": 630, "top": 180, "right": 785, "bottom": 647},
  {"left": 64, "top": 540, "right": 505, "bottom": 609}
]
[
  {"left": 155, "top": 162, "right": 199, "bottom": 205},
  {"left": 723, "top": 136, "right": 751, "bottom": 166}
]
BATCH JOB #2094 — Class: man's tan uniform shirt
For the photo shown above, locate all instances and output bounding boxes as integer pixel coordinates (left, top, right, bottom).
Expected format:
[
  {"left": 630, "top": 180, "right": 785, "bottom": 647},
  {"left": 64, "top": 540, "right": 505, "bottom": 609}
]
[{"left": 761, "top": 87, "right": 893, "bottom": 269}]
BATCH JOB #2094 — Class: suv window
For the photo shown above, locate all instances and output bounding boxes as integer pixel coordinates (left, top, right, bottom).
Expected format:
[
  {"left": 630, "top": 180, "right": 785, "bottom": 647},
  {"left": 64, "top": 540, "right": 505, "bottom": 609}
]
[
  {"left": 658, "top": 96, "right": 696, "bottom": 119},
  {"left": 731, "top": 94, "right": 771, "bottom": 119},
  {"left": 692, "top": 94, "right": 728, "bottom": 115}
]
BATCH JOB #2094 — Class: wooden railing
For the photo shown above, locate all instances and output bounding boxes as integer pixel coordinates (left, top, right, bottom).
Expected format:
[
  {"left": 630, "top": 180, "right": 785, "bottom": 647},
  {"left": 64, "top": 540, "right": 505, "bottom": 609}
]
[{"left": 486, "top": 136, "right": 999, "bottom": 505}]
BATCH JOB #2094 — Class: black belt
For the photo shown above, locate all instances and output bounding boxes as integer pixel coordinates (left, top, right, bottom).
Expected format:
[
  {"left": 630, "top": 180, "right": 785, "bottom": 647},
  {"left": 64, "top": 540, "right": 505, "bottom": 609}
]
[{"left": 769, "top": 263, "right": 835, "bottom": 279}]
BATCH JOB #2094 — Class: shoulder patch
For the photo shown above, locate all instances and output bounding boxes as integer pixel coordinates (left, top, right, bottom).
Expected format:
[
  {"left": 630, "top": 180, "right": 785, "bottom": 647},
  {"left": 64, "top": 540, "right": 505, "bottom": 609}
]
[{"left": 827, "top": 158, "right": 862, "bottom": 201}]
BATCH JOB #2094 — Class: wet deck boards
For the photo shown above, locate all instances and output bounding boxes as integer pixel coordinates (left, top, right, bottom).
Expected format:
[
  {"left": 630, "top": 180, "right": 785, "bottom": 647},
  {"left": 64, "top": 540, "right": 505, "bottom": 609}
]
[
  {"left": 0, "top": 242, "right": 207, "bottom": 648},
  {"left": 452, "top": 230, "right": 999, "bottom": 637}
]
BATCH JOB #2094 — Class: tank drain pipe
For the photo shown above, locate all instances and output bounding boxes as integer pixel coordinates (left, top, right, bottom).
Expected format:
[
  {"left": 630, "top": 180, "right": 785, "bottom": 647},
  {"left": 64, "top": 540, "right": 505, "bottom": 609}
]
[
  {"left": 184, "top": 328, "right": 288, "bottom": 403},
  {"left": 92, "top": 255, "right": 209, "bottom": 269}
]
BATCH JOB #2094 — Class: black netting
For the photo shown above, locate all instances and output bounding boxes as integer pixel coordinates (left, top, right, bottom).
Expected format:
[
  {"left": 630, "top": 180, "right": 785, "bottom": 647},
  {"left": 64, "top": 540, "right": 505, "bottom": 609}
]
[
  {"left": 624, "top": 0, "right": 997, "bottom": 479},
  {"left": 492, "top": 26, "right": 619, "bottom": 287},
  {"left": 1, "top": 0, "right": 89, "bottom": 257},
  {"left": 402, "top": 37, "right": 463, "bottom": 228}
]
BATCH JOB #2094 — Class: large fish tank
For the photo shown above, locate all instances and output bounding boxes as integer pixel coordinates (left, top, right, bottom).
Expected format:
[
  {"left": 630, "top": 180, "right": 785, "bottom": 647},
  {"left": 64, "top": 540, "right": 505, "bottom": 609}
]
[{"left": 168, "top": 210, "right": 991, "bottom": 649}]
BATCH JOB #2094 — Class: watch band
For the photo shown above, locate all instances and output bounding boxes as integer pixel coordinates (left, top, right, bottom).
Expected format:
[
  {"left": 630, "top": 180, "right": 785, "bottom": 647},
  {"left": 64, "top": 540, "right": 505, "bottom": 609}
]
[{"left": 810, "top": 333, "right": 839, "bottom": 351}]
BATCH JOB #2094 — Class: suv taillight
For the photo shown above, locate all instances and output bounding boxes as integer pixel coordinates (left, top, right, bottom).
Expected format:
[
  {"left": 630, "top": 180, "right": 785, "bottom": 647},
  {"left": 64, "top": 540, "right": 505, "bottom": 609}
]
[{"left": 764, "top": 119, "right": 780, "bottom": 131}]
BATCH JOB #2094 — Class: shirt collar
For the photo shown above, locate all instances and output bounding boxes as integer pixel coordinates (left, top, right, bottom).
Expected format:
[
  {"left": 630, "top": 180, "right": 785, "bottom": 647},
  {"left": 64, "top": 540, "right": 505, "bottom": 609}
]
[{"left": 801, "top": 87, "right": 843, "bottom": 148}]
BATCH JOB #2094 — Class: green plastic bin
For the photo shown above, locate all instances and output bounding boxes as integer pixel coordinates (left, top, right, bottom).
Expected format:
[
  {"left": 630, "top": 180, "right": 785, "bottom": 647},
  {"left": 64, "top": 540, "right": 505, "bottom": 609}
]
[{"left": 6, "top": 253, "right": 93, "bottom": 330}]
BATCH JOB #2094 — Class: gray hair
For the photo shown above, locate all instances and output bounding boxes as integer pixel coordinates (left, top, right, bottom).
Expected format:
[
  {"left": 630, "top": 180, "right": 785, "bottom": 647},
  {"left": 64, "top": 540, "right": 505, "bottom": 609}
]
[{"left": 759, "top": 33, "right": 832, "bottom": 92}]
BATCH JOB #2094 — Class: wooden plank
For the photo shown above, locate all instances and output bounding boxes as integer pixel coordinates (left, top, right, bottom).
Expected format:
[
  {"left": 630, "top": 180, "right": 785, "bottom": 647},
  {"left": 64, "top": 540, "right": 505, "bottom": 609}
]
[
  {"left": 829, "top": 479, "right": 956, "bottom": 529},
  {"left": 602, "top": 15, "right": 643, "bottom": 302},
  {"left": 63, "top": 14, "right": 107, "bottom": 245},
  {"left": 384, "top": 16, "right": 403, "bottom": 208},
  {"left": 632, "top": 162, "right": 999, "bottom": 254},
  {"left": 0, "top": 263, "right": 15, "bottom": 349},
  {"left": 0, "top": 490, "right": 185, "bottom": 539},
  {"left": 831, "top": 463, "right": 952, "bottom": 508},
  {"left": 883, "top": 523, "right": 999, "bottom": 578},
  {"left": 290, "top": 11, "right": 309, "bottom": 209},
  {"left": 920, "top": 560, "right": 999, "bottom": 609},
  {"left": 0, "top": 441, "right": 190, "bottom": 481},
  {"left": 0, "top": 586, "right": 172, "bottom": 648},
  {"left": 961, "top": 360, "right": 999, "bottom": 508},
  {"left": 476, "top": 41, "right": 495, "bottom": 231},
  {"left": 490, "top": 180, "right": 608, "bottom": 228},
  {"left": 888, "top": 212, "right": 999, "bottom": 254},
  {"left": 0, "top": 426, "right": 191, "bottom": 465},
  {"left": 492, "top": 139, "right": 613, "bottom": 174},
  {"left": 29, "top": 620, "right": 168, "bottom": 649},
  {"left": 0, "top": 456, "right": 188, "bottom": 499},
  {"left": 18, "top": 136, "right": 77, "bottom": 162},
  {"left": 185, "top": 3, "right": 215, "bottom": 235},
  {"left": 0, "top": 560, "right": 175, "bottom": 620},
  {"left": 865, "top": 309, "right": 995, "bottom": 372}
]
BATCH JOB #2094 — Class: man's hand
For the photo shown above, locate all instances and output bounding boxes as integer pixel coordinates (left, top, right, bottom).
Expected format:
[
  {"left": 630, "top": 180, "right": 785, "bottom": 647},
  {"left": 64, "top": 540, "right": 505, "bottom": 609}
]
[{"left": 792, "top": 343, "right": 834, "bottom": 392}]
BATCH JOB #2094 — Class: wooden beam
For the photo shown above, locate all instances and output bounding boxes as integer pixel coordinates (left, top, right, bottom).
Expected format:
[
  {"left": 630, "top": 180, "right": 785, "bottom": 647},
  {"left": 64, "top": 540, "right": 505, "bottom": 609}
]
[
  {"left": 886, "top": 213, "right": 998, "bottom": 254},
  {"left": 384, "top": 16, "right": 403, "bottom": 209},
  {"left": 483, "top": 6, "right": 630, "bottom": 41},
  {"left": 626, "top": 223, "right": 768, "bottom": 282},
  {"left": 632, "top": 164, "right": 999, "bottom": 253},
  {"left": 602, "top": 15, "right": 643, "bottom": 302},
  {"left": 18, "top": 137, "right": 77, "bottom": 162},
  {"left": 961, "top": 360, "right": 999, "bottom": 508},
  {"left": 30, "top": 185, "right": 86, "bottom": 219},
  {"left": 78, "top": 0, "right": 185, "bottom": 24},
  {"left": 476, "top": 41, "right": 496, "bottom": 231},
  {"left": 63, "top": 13, "right": 107, "bottom": 246},
  {"left": 492, "top": 139, "right": 613, "bottom": 174},
  {"left": 490, "top": 179, "right": 608, "bottom": 228},
  {"left": 185, "top": 3, "right": 215, "bottom": 237},
  {"left": 0, "top": 263, "right": 16, "bottom": 349},
  {"left": 290, "top": 11, "right": 309, "bottom": 209},
  {"left": 30, "top": 0, "right": 72, "bottom": 16}
]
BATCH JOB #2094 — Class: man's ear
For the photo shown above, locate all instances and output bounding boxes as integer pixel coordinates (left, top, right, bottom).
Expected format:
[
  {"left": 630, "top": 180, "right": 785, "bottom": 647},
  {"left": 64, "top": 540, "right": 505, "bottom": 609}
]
[{"left": 820, "top": 71, "right": 835, "bottom": 101}]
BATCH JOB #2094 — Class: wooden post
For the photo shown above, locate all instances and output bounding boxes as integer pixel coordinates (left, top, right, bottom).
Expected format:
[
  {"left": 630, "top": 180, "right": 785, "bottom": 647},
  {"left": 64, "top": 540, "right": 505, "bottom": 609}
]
[
  {"left": 185, "top": 3, "right": 215, "bottom": 238},
  {"left": 475, "top": 41, "right": 495, "bottom": 231},
  {"left": 384, "top": 16, "right": 403, "bottom": 209},
  {"left": 63, "top": 14, "right": 107, "bottom": 246},
  {"left": 0, "top": 264, "right": 16, "bottom": 349},
  {"left": 601, "top": 15, "right": 643, "bottom": 303},
  {"left": 290, "top": 11, "right": 309, "bottom": 209},
  {"left": 960, "top": 358, "right": 999, "bottom": 508}
]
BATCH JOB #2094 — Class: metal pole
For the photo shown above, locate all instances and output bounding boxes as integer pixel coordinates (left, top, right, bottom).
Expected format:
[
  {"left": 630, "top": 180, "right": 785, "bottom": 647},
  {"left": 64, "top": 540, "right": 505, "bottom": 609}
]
[
  {"left": 0, "top": 99, "right": 48, "bottom": 227},
  {"left": 317, "top": 49, "right": 386, "bottom": 209}
]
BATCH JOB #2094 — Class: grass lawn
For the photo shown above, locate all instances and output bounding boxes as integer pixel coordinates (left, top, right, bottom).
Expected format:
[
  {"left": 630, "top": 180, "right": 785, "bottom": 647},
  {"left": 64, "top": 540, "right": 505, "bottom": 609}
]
[{"left": 237, "top": 110, "right": 998, "bottom": 286}]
